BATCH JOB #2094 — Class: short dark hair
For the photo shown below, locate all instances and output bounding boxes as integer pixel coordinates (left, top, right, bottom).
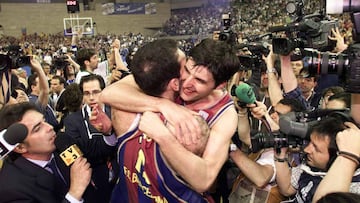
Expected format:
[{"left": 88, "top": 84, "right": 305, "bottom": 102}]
[
  {"left": 79, "top": 74, "right": 106, "bottom": 93},
  {"left": 51, "top": 75, "right": 66, "bottom": 86},
  {"left": 62, "top": 83, "right": 83, "bottom": 112},
  {"left": 278, "top": 98, "right": 305, "bottom": 112},
  {"left": 309, "top": 116, "right": 346, "bottom": 170},
  {"left": 27, "top": 73, "right": 38, "bottom": 94},
  {"left": 76, "top": 48, "right": 96, "bottom": 71},
  {"left": 321, "top": 86, "right": 344, "bottom": 98},
  {"left": 317, "top": 192, "right": 360, "bottom": 203},
  {"left": 189, "top": 38, "right": 240, "bottom": 87},
  {"left": 131, "top": 39, "right": 181, "bottom": 97},
  {"left": 328, "top": 92, "right": 351, "bottom": 109},
  {"left": 0, "top": 102, "right": 38, "bottom": 131}
]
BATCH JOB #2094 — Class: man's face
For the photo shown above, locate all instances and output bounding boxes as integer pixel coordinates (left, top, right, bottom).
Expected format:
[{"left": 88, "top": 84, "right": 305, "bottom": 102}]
[
  {"left": 50, "top": 78, "right": 64, "bottom": 94},
  {"left": 31, "top": 77, "right": 40, "bottom": 95},
  {"left": 260, "top": 72, "right": 268, "bottom": 89},
  {"left": 298, "top": 76, "right": 317, "bottom": 95},
  {"left": 291, "top": 60, "right": 303, "bottom": 76},
  {"left": 303, "top": 133, "right": 330, "bottom": 170},
  {"left": 88, "top": 54, "right": 99, "bottom": 71},
  {"left": 43, "top": 65, "right": 51, "bottom": 75},
  {"left": 20, "top": 110, "right": 56, "bottom": 160},
  {"left": 179, "top": 58, "right": 216, "bottom": 103},
  {"left": 67, "top": 65, "right": 75, "bottom": 76},
  {"left": 82, "top": 80, "right": 102, "bottom": 109}
]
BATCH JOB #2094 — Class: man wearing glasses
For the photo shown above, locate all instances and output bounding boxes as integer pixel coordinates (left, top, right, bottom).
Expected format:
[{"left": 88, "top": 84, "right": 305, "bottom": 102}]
[{"left": 63, "top": 74, "right": 118, "bottom": 203}]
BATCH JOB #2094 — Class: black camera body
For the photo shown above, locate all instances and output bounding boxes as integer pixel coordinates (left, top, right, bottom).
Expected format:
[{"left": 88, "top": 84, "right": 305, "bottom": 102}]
[
  {"left": 219, "top": 13, "right": 238, "bottom": 44},
  {"left": 236, "top": 35, "right": 271, "bottom": 71},
  {"left": 270, "top": 14, "right": 338, "bottom": 55},
  {"left": 250, "top": 109, "right": 353, "bottom": 153},
  {"left": 53, "top": 55, "right": 70, "bottom": 70},
  {"left": 269, "top": 0, "right": 338, "bottom": 55},
  {"left": 0, "top": 45, "right": 31, "bottom": 72}
]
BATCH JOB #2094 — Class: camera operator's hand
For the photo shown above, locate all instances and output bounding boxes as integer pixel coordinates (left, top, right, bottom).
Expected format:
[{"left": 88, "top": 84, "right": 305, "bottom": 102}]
[
  {"left": 336, "top": 122, "right": 360, "bottom": 157},
  {"left": 248, "top": 101, "right": 268, "bottom": 120},
  {"left": 329, "top": 27, "right": 348, "bottom": 53},
  {"left": 262, "top": 46, "right": 277, "bottom": 71},
  {"left": 112, "top": 39, "right": 121, "bottom": 50},
  {"left": 30, "top": 56, "right": 42, "bottom": 72}
]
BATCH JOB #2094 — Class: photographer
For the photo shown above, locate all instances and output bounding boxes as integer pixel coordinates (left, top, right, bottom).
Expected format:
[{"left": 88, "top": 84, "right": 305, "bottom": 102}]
[
  {"left": 274, "top": 115, "right": 360, "bottom": 202},
  {"left": 313, "top": 122, "right": 360, "bottom": 202},
  {"left": 229, "top": 98, "right": 304, "bottom": 203}
]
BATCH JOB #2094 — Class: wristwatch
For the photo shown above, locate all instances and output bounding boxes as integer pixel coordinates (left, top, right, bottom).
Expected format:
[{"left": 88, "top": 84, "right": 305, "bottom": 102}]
[
  {"left": 266, "top": 68, "right": 277, "bottom": 74},
  {"left": 229, "top": 143, "right": 238, "bottom": 152}
]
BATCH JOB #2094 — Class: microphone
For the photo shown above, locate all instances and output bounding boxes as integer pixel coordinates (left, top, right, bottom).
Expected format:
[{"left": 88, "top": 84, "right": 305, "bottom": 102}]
[
  {"left": 0, "top": 123, "right": 28, "bottom": 160},
  {"left": 55, "top": 133, "right": 83, "bottom": 166},
  {"left": 231, "top": 83, "right": 256, "bottom": 106},
  {"left": 55, "top": 133, "right": 97, "bottom": 188}
]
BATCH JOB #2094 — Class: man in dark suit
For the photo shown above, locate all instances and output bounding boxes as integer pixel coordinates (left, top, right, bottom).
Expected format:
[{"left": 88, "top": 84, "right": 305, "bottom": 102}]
[
  {"left": 64, "top": 74, "right": 118, "bottom": 203},
  {"left": 0, "top": 102, "right": 92, "bottom": 203}
]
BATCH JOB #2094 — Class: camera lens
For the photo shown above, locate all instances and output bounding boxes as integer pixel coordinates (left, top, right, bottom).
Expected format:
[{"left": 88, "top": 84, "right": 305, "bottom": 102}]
[{"left": 303, "top": 48, "right": 349, "bottom": 75}]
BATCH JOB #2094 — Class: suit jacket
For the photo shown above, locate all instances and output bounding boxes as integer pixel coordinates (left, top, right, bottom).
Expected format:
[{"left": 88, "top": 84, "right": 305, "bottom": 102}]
[
  {"left": 0, "top": 155, "right": 70, "bottom": 203},
  {"left": 64, "top": 104, "right": 117, "bottom": 203}
]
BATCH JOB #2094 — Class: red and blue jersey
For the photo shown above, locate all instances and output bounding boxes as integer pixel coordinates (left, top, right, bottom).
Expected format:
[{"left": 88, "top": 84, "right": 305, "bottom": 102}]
[{"left": 111, "top": 93, "right": 234, "bottom": 203}]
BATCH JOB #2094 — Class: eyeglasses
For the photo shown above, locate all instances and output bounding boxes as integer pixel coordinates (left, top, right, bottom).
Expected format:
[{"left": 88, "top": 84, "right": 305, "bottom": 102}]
[{"left": 83, "top": 89, "right": 101, "bottom": 97}]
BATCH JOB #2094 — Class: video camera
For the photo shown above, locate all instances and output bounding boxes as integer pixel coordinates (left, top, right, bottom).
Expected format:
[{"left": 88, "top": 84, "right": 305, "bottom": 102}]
[
  {"left": 0, "top": 45, "right": 31, "bottom": 72},
  {"left": 218, "top": 12, "right": 238, "bottom": 44},
  {"left": 236, "top": 34, "right": 271, "bottom": 71},
  {"left": 53, "top": 55, "right": 70, "bottom": 70},
  {"left": 250, "top": 109, "right": 352, "bottom": 153},
  {"left": 269, "top": 0, "right": 338, "bottom": 55},
  {"left": 326, "top": 0, "right": 360, "bottom": 93}
]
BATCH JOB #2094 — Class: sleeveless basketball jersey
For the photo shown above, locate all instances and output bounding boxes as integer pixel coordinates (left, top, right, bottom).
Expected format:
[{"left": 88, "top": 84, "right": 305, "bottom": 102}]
[
  {"left": 111, "top": 93, "right": 234, "bottom": 203},
  {"left": 181, "top": 93, "right": 234, "bottom": 128}
]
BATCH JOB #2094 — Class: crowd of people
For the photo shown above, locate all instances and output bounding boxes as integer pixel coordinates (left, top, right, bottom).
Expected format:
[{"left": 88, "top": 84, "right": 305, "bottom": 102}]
[{"left": 1, "top": 0, "right": 360, "bottom": 203}]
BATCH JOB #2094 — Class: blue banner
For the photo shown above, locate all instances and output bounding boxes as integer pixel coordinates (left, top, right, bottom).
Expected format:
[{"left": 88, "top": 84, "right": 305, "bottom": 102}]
[{"left": 102, "top": 3, "right": 156, "bottom": 15}]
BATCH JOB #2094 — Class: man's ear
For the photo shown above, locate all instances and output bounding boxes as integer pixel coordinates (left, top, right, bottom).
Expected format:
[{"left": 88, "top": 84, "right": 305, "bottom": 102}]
[
  {"left": 170, "top": 78, "right": 180, "bottom": 91},
  {"left": 84, "top": 60, "right": 90, "bottom": 67},
  {"left": 215, "top": 82, "right": 226, "bottom": 90},
  {"left": 13, "top": 143, "right": 27, "bottom": 154}
]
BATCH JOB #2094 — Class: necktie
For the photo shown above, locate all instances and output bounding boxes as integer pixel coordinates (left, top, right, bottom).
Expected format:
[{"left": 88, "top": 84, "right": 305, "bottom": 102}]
[{"left": 46, "top": 159, "right": 67, "bottom": 185}]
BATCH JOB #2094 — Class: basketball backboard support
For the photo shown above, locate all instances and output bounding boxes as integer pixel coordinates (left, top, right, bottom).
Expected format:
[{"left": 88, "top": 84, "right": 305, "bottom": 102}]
[{"left": 63, "top": 14, "right": 93, "bottom": 36}]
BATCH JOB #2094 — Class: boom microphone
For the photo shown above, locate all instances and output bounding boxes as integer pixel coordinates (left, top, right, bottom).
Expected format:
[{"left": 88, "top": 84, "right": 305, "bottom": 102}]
[
  {"left": 0, "top": 123, "right": 28, "bottom": 160},
  {"left": 55, "top": 133, "right": 83, "bottom": 166}
]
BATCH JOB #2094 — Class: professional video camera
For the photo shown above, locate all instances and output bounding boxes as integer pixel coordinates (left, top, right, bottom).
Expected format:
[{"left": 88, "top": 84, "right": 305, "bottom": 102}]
[
  {"left": 250, "top": 109, "right": 352, "bottom": 153},
  {"left": 53, "top": 55, "right": 70, "bottom": 70},
  {"left": 0, "top": 45, "right": 31, "bottom": 72},
  {"left": 269, "top": 0, "right": 338, "bottom": 55},
  {"left": 236, "top": 34, "right": 272, "bottom": 70},
  {"left": 326, "top": 0, "right": 360, "bottom": 93},
  {"left": 218, "top": 12, "right": 238, "bottom": 44}
]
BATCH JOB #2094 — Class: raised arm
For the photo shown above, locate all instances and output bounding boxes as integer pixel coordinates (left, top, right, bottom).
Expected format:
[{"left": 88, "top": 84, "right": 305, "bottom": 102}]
[
  {"left": 280, "top": 55, "right": 298, "bottom": 93},
  {"left": 112, "top": 39, "right": 128, "bottom": 71},
  {"left": 31, "top": 57, "right": 49, "bottom": 107},
  {"left": 263, "top": 48, "right": 283, "bottom": 106}
]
